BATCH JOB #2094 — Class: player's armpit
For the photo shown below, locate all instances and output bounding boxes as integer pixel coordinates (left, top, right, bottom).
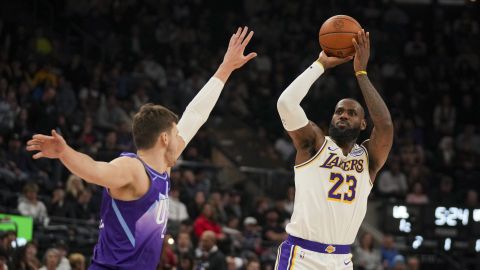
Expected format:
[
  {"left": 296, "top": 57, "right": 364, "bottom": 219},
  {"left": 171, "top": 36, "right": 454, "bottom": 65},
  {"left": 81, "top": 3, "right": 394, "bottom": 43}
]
[{"left": 288, "top": 121, "right": 325, "bottom": 165}]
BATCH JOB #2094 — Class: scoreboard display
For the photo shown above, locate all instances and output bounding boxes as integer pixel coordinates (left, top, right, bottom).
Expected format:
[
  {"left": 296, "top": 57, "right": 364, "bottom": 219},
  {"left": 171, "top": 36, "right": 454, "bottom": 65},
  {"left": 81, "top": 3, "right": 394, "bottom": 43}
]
[{"left": 382, "top": 204, "right": 480, "bottom": 253}]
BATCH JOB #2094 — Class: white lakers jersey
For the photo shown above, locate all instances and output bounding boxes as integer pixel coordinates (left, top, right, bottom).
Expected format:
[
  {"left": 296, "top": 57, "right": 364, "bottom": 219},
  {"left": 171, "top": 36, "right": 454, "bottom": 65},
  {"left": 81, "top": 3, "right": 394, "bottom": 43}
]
[{"left": 285, "top": 136, "right": 372, "bottom": 245}]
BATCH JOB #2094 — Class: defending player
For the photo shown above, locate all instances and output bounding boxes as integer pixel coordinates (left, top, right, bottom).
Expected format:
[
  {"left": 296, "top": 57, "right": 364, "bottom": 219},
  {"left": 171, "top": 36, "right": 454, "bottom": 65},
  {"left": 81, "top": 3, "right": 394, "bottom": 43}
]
[
  {"left": 275, "top": 30, "right": 393, "bottom": 269},
  {"left": 26, "top": 26, "right": 257, "bottom": 270}
]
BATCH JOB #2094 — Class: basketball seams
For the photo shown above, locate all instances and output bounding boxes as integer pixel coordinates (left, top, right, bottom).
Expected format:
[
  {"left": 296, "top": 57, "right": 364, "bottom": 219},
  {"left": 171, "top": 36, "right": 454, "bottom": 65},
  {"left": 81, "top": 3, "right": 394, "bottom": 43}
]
[{"left": 322, "top": 15, "right": 361, "bottom": 30}]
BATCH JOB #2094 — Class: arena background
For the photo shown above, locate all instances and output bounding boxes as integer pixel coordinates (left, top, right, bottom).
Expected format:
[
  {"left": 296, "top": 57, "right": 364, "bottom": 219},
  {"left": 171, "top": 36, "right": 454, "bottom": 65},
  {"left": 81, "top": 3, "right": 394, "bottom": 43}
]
[{"left": 0, "top": 0, "right": 479, "bottom": 269}]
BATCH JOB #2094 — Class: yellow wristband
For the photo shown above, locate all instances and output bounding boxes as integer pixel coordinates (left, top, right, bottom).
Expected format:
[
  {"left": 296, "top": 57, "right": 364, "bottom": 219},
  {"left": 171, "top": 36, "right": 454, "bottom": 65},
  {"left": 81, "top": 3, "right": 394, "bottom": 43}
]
[
  {"left": 355, "top": 70, "right": 367, "bottom": 76},
  {"left": 316, "top": 59, "right": 325, "bottom": 69}
]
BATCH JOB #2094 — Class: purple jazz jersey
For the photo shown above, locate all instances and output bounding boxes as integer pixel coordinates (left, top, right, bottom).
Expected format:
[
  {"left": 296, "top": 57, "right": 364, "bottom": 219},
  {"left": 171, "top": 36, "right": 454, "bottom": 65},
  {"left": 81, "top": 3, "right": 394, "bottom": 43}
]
[{"left": 89, "top": 153, "right": 170, "bottom": 270}]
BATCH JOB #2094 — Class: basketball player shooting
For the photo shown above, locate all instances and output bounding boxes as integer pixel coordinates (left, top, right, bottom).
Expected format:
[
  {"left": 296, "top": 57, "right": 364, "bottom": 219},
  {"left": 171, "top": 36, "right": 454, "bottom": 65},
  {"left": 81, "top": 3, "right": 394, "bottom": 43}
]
[
  {"left": 26, "top": 26, "right": 257, "bottom": 270},
  {"left": 275, "top": 29, "right": 393, "bottom": 269}
]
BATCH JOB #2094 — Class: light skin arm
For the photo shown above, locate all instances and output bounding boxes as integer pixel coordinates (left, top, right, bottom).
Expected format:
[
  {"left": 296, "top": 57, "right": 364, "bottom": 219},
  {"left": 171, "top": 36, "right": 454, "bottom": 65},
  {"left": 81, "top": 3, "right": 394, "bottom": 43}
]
[
  {"left": 353, "top": 30, "right": 394, "bottom": 179},
  {"left": 284, "top": 53, "right": 353, "bottom": 164},
  {"left": 174, "top": 26, "right": 257, "bottom": 159},
  {"left": 26, "top": 130, "right": 134, "bottom": 189}
]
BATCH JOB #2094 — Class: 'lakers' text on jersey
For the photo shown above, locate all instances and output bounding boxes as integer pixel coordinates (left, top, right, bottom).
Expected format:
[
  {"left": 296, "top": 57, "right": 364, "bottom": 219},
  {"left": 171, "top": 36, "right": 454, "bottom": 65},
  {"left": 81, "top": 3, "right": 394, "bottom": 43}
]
[{"left": 286, "top": 136, "right": 372, "bottom": 245}]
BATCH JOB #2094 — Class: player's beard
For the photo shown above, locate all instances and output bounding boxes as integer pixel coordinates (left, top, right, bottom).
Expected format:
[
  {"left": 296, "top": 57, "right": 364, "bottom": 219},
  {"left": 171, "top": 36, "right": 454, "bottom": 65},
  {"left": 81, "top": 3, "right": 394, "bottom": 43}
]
[{"left": 328, "top": 123, "right": 361, "bottom": 146}]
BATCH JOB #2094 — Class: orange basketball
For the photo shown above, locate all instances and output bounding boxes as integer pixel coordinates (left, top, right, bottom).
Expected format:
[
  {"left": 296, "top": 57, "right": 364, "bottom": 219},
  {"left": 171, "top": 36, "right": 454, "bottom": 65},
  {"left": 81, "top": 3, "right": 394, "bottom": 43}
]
[{"left": 319, "top": 15, "right": 362, "bottom": 58}]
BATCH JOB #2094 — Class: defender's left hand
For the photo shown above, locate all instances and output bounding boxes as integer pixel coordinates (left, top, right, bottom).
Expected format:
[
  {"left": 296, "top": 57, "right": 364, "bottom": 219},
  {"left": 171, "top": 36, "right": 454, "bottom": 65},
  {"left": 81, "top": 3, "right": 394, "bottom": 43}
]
[
  {"left": 352, "top": 29, "right": 370, "bottom": 72},
  {"left": 221, "top": 26, "right": 257, "bottom": 71}
]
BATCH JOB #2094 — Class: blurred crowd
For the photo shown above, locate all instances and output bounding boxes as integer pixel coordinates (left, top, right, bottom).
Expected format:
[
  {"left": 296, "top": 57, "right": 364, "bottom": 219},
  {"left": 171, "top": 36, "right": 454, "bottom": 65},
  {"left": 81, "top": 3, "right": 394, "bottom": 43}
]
[{"left": 0, "top": 0, "right": 479, "bottom": 269}]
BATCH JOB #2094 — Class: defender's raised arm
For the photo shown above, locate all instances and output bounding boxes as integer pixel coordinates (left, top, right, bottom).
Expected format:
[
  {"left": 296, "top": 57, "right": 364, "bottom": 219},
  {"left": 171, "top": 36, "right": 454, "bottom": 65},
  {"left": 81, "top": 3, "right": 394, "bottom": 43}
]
[{"left": 175, "top": 26, "right": 257, "bottom": 159}]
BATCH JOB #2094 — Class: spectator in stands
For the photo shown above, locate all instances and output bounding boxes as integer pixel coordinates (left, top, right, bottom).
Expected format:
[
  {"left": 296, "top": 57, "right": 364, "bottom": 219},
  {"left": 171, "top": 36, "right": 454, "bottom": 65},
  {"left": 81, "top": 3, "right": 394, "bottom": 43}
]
[
  {"left": 48, "top": 188, "right": 75, "bottom": 218},
  {"left": 438, "top": 136, "right": 456, "bottom": 170},
  {"left": 262, "top": 209, "right": 287, "bottom": 246},
  {"left": 0, "top": 253, "right": 7, "bottom": 270},
  {"left": 381, "top": 234, "right": 399, "bottom": 269},
  {"left": 96, "top": 131, "right": 121, "bottom": 162},
  {"left": 242, "top": 217, "right": 261, "bottom": 255},
  {"left": 168, "top": 187, "right": 189, "bottom": 224},
  {"left": 76, "top": 116, "right": 100, "bottom": 153},
  {"left": 0, "top": 231, "right": 15, "bottom": 267},
  {"left": 195, "top": 231, "right": 227, "bottom": 270},
  {"left": 177, "top": 255, "right": 194, "bottom": 270},
  {"left": 175, "top": 232, "right": 194, "bottom": 259},
  {"left": 223, "top": 216, "right": 243, "bottom": 253},
  {"left": 193, "top": 203, "right": 225, "bottom": 240},
  {"left": 354, "top": 232, "right": 381, "bottom": 270},
  {"left": 464, "top": 189, "right": 478, "bottom": 207},
  {"left": 430, "top": 175, "right": 457, "bottom": 205},
  {"left": 73, "top": 188, "right": 95, "bottom": 221},
  {"left": 209, "top": 191, "right": 227, "bottom": 224},
  {"left": 181, "top": 169, "right": 199, "bottom": 200},
  {"left": 54, "top": 242, "right": 71, "bottom": 270},
  {"left": 225, "top": 191, "right": 242, "bottom": 219},
  {"left": 377, "top": 160, "right": 408, "bottom": 199},
  {"left": 253, "top": 197, "right": 270, "bottom": 226},
  {"left": 7, "top": 133, "right": 38, "bottom": 178},
  {"left": 68, "top": 253, "right": 85, "bottom": 270},
  {"left": 39, "top": 248, "right": 60, "bottom": 270},
  {"left": 433, "top": 95, "right": 456, "bottom": 135},
  {"left": 188, "top": 191, "right": 206, "bottom": 220},
  {"left": 405, "top": 182, "right": 429, "bottom": 205},
  {"left": 407, "top": 256, "right": 420, "bottom": 270},
  {"left": 245, "top": 259, "right": 261, "bottom": 270},
  {"left": 18, "top": 182, "right": 48, "bottom": 224},
  {"left": 392, "top": 254, "right": 406, "bottom": 270},
  {"left": 13, "top": 241, "right": 41, "bottom": 270},
  {"left": 273, "top": 200, "right": 290, "bottom": 226},
  {"left": 65, "top": 174, "right": 85, "bottom": 202},
  {"left": 456, "top": 124, "right": 480, "bottom": 155},
  {"left": 159, "top": 235, "right": 177, "bottom": 269}
]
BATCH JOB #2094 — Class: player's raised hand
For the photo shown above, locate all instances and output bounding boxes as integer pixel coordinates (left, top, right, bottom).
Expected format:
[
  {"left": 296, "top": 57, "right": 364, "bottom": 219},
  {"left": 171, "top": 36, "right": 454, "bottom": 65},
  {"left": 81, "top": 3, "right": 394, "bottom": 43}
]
[
  {"left": 317, "top": 51, "right": 353, "bottom": 69},
  {"left": 26, "top": 130, "right": 68, "bottom": 159},
  {"left": 221, "top": 26, "right": 257, "bottom": 70},
  {"left": 352, "top": 29, "right": 370, "bottom": 72}
]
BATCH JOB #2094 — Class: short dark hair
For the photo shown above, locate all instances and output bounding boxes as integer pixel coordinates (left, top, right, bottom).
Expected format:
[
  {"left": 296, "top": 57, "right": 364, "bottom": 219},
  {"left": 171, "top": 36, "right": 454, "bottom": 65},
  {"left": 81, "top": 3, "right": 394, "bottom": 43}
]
[{"left": 132, "top": 104, "right": 178, "bottom": 150}]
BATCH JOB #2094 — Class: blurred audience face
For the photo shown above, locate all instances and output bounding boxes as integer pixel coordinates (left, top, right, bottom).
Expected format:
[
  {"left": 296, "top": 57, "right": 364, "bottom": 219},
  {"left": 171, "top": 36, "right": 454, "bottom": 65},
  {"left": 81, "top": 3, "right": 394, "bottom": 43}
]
[
  {"left": 413, "top": 182, "right": 423, "bottom": 195},
  {"left": 407, "top": 257, "right": 420, "bottom": 270},
  {"left": 202, "top": 204, "right": 214, "bottom": 219},
  {"left": 177, "top": 232, "right": 191, "bottom": 250},
  {"left": 25, "top": 242, "right": 38, "bottom": 260},
  {"left": 78, "top": 190, "right": 92, "bottom": 204},
  {"left": 266, "top": 210, "right": 279, "bottom": 225},
  {"left": 69, "top": 253, "right": 86, "bottom": 270},
  {"left": 194, "top": 191, "right": 206, "bottom": 205},
  {"left": 52, "top": 188, "right": 65, "bottom": 202},
  {"left": 45, "top": 248, "right": 60, "bottom": 269},
  {"left": 466, "top": 189, "right": 478, "bottom": 206},
  {"left": 183, "top": 170, "right": 195, "bottom": 184},
  {"left": 200, "top": 231, "right": 216, "bottom": 252},
  {"left": 383, "top": 235, "right": 395, "bottom": 249},
  {"left": 246, "top": 261, "right": 261, "bottom": 270},
  {"left": 361, "top": 233, "right": 373, "bottom": 250}
]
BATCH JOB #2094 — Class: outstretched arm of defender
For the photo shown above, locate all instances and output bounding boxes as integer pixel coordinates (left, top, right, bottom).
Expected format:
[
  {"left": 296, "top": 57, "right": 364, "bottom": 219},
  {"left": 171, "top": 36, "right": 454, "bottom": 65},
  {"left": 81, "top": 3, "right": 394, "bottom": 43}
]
[
  {"left": 26, "top": 130, "right": 134, "bottom": 189},
  {"left": 175, "top": 26, "right": 257, "bottom": 158},
  {"left": 353, "top": 30, "right": 394, "bottom": 179},
  {"left": 277, "top": 52, "right": 352, "bottom": 164}
]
